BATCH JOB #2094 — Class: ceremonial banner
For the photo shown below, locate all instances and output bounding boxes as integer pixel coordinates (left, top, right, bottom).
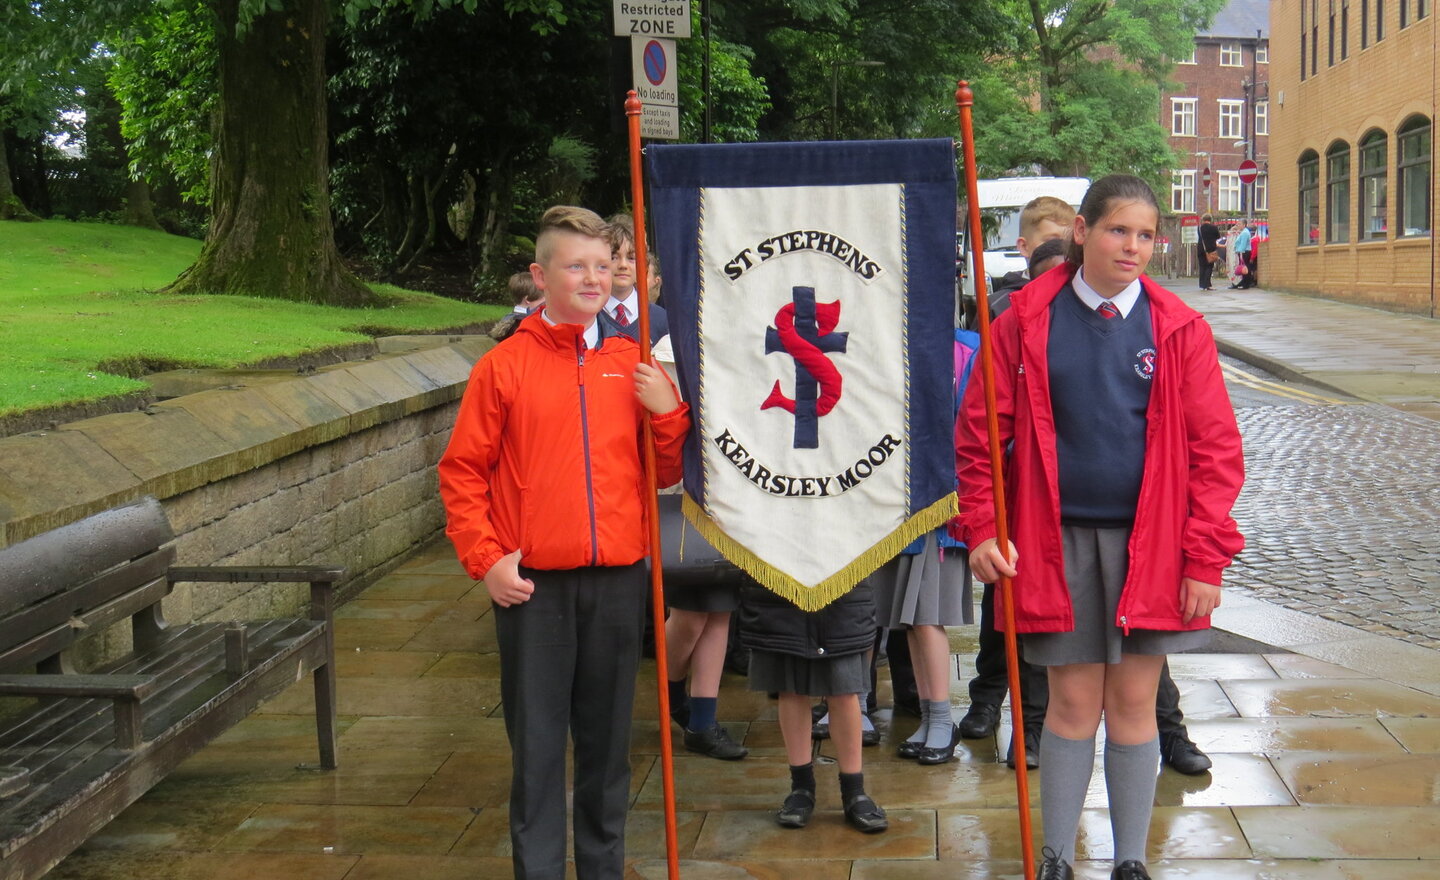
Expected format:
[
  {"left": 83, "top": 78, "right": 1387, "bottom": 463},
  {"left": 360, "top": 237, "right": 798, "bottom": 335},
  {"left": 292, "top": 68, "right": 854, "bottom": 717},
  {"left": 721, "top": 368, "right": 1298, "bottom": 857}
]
[{"left": 648, "top": 140, "right": 958, "bottom": 610}]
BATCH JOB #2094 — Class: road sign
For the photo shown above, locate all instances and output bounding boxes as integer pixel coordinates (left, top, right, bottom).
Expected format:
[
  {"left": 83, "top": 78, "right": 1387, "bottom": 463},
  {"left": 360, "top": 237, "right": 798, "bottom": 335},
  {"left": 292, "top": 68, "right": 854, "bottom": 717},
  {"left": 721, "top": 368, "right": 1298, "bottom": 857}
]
[
  {"left": 1202, "top": 166, "right": 1212, "bottom": 190},
  {"left": 640, "top": 103, "right": 681, "bottom": 140},
  {"left": 631, "top": 37, "right": 677, "bottom": 106},
  {"left": 1238, "top": 159, "right": 1259, "bottom": 184},
  {"left": 613, "top": 1, "right": 691, "bottom": 38}
]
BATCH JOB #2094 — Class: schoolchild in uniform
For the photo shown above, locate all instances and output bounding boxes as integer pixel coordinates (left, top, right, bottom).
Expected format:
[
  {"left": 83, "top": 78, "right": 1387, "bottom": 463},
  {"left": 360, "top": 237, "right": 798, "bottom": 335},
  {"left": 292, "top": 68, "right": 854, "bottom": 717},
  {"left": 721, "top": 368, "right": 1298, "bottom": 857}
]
[
  {"left": 868, "top": 327, "right": 980, "bottom": 765},
  {"left": 739, "top": 578, "right": 889, "bottom": 833},
  {"left": 439, "top": 205, "right": 690, "bottom": 880},
  {"left": 954, "top": 175, "right": 1245, "bottom": 880}
]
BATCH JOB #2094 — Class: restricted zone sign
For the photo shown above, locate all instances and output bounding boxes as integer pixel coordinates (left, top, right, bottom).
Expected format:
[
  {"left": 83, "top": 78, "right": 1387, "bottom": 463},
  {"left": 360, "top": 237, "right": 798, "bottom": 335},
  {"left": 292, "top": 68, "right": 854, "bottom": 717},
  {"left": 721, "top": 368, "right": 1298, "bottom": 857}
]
[{"left": 613, "top": 1, "right": 691, "bottom": 38}]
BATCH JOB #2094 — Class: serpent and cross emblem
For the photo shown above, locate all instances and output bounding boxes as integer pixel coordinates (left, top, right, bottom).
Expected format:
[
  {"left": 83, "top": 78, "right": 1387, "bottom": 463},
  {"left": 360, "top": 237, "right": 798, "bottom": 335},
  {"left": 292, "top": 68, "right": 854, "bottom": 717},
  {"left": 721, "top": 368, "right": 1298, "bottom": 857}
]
[{"left": 762, "top": 286, "right": 849, "bottom": 449}]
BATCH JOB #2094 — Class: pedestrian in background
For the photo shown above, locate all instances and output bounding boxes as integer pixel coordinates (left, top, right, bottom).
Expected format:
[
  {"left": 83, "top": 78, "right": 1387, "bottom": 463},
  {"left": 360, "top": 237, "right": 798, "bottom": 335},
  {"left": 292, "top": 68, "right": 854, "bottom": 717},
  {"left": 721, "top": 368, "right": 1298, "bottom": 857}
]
[
  {"left": 1196, "top": 213, "right": 1220, "bottom": 291},
  {"left": 954, "top": 175, "right": 1245, "bottom": 880}
]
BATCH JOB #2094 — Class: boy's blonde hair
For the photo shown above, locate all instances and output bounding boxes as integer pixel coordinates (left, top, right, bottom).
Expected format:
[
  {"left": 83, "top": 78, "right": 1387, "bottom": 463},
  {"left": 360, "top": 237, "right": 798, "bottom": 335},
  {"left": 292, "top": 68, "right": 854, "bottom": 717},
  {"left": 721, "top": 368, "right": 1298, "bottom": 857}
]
[
  {"left": 535, "top": 205, "right": 608, "bottom": 265},
  {"left": 1019, "top": 196, "right": 1076, "bottom": 241}
]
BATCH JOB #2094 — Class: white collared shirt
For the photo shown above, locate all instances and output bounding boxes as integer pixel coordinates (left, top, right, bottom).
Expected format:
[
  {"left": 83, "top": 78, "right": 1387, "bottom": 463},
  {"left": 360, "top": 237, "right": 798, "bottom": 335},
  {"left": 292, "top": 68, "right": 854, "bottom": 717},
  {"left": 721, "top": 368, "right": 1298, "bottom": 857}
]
[
  {"left": 541, "top": 307, "right": 599, "bottom": 350},
  {"left": 603, "top": 288, "right": 641, "bottom": 324},
  {"left": 1072, "top": 268, "right": 1143, "bottom": 318}
]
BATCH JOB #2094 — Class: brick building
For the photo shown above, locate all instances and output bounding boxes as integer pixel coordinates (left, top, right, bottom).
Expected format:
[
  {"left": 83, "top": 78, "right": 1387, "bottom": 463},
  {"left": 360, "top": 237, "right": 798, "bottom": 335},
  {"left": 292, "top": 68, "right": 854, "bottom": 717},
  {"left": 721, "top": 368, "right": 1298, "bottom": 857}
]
[
  {"left": 1163, "top": 0, "right": 1270, "bottom": 228},
  {"left": 1268, "top": 1, "right": 1437, "bottom": 315}
]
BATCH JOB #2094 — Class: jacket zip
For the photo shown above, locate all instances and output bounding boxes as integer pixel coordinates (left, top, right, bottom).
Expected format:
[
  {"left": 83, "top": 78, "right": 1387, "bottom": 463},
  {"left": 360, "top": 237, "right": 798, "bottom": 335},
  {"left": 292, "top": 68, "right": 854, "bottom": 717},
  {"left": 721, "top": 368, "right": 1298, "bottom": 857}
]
[{"left": 576, "top": 337, "right": 599, "bottom": 565}]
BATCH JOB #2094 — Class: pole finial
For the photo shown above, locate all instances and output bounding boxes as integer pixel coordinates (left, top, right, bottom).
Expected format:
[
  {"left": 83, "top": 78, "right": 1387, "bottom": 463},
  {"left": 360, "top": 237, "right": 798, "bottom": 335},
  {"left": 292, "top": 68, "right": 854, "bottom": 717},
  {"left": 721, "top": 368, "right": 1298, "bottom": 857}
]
[
  {"left": 955, "top": 80, "right": 974, "bottom": 109},
  {"left": 625, "top": 89, "right": 642, "bottom": 116}
]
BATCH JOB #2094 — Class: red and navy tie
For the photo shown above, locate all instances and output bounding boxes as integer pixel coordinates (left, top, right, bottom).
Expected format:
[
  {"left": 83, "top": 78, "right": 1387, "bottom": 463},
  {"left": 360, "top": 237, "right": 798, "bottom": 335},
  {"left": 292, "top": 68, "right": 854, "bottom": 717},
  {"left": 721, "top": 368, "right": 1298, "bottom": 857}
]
[
  {"left": 614, "top": 302, "right": 630, "bottom": 326},
  {"left": 1097, "top": 301, "right": 1120, "bottom": 319}
]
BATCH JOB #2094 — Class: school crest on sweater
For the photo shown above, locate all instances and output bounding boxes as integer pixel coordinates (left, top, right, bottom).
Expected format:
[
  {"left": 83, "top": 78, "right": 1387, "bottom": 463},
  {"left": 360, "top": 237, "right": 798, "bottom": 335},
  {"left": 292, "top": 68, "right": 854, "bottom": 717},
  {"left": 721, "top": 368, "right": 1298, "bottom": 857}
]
[{"left": 648, "top": 140, "right": 958, "bottom": 610}]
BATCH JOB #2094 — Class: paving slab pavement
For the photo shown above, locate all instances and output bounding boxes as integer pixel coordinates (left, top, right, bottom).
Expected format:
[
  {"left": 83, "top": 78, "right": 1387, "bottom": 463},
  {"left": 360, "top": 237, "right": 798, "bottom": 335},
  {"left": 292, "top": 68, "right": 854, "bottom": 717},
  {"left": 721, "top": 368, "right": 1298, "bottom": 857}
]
[
  {"left": 1173, "top": 285, "right": 1440, "bottom": 421},
  {"left": 46, "top": 538, "right": 1440, "bottom": 879}
]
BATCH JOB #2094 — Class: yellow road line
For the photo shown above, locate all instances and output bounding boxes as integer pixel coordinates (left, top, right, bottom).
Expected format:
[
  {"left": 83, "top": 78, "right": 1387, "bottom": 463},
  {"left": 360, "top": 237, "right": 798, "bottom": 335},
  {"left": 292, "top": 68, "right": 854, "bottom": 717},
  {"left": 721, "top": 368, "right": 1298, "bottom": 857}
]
[{"left": 1220, "top": 361, "right": 1353, "bottom": 405}]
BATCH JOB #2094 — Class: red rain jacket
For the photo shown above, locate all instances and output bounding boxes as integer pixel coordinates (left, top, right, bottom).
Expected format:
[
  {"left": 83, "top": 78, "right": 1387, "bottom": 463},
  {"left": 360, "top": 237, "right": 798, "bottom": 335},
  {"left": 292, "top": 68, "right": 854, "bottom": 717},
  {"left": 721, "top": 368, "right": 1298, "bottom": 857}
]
[
  {"left": 953, "top": 264, "right": 1245, "bottom": 633},
  {"left": 439, "top": 313, "right": 690, "bottom": 580}
]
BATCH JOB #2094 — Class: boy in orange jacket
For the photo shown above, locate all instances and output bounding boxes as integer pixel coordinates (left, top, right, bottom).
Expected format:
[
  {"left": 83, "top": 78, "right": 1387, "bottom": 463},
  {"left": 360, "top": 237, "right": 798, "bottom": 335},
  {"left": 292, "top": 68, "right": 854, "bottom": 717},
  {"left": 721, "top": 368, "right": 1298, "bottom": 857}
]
[{"left": 439, "top": 205, "right": 689, "bottom": 880}]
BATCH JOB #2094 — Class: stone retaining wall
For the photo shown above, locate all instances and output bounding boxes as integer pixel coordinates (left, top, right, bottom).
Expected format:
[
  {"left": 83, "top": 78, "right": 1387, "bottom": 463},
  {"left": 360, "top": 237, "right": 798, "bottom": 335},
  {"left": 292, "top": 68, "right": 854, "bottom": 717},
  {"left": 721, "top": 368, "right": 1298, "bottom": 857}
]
[{"left": 0, "top": 337, "right": 492, "bottom": 665}]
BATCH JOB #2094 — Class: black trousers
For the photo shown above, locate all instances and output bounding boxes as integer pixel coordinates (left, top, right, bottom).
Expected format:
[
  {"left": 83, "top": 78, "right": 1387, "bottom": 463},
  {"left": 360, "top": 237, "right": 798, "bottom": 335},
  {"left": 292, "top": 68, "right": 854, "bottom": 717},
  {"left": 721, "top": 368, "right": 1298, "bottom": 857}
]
[
  {"left": 1198, "top": 252, "right": 1215, "bottom": 289},
  {"left": 966, "top": 582, "right": 1188, "bottom": 735},
  {"left": 495, "top": 563, "right": 647, "bottom": 880}
]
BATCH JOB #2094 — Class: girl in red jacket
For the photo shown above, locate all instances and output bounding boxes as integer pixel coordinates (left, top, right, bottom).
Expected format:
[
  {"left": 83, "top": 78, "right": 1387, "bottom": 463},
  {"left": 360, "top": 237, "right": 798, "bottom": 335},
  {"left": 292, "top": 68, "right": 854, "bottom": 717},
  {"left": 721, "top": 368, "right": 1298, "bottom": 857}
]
[{"left": 955, "top": 175, "right": 1245, "bottom": 880}]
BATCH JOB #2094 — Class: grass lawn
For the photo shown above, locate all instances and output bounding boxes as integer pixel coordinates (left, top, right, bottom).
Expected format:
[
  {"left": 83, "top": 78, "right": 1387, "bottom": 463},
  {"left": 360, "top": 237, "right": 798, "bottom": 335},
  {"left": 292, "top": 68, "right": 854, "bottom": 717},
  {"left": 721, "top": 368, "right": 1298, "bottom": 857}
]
[{"left": 0, "top": 220, "right": 504, "bottom": 418}]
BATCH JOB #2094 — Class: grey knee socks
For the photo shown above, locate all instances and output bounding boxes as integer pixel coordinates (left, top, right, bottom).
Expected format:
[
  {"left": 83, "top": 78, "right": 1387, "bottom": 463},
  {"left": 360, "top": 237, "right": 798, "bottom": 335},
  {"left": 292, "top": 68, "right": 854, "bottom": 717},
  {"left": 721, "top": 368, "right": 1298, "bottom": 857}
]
[
  {"left": 1039, "top": 727, "right": 1096, "bottom": 864},
  {"left": 924, "top": 699, "right": 954, "bottom": 749},
  {"left": 1105, "top": 736, "right": 1160, "bottom": 864}
]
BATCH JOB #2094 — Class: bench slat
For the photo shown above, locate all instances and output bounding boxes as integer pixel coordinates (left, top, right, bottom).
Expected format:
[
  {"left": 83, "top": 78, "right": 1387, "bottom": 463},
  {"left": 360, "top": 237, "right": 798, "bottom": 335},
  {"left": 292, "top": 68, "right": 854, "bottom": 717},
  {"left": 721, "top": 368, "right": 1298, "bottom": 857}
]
[
  {"left": 169, "top": 566, "right": 345, "bottom": 584},
  {"left": 0, "top": 675, "right": 157, "bottom": 700},
  {"left": 0, "top": 574, "right": 172, "bottom": 672}
]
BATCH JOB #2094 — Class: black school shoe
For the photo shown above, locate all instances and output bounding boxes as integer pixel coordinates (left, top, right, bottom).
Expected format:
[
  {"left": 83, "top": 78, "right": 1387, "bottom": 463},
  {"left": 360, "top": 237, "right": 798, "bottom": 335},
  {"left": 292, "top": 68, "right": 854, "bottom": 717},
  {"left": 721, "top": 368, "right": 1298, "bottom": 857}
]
[
  {"left": 1160, "top": 730, "right": 1213, "bottom": 775},
  {"left": 1110, "top": 860, "right": 1152, "bottom": 879},
  {"left": 842, "top": 792, "right": 889, "bottom": 833},
  {"left": 958, "top": 701, "right": 1001, "bottom": 738},
  {"left": 917, "top": 723, "right": 960, "bottom": 765},
  {"left": 775, "top": 788, "right": 815, "bottom": 828},
  {"left": 1006, "top": 725, "right": 1041, "bottom": 769},
  {"left": 683, "top": 724, "right": 749, "bottom": 760},
  {"left": 1035, "top": 846, "right": 1074, "bottom": 880}
]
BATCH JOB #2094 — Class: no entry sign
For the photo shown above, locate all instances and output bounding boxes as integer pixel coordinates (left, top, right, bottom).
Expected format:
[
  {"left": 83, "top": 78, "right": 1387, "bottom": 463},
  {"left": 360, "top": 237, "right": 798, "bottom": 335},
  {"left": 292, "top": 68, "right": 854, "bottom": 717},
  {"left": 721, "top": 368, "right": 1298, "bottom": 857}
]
[{"left": 1238, "top": 159, "right": 1259, "bottom": 184}]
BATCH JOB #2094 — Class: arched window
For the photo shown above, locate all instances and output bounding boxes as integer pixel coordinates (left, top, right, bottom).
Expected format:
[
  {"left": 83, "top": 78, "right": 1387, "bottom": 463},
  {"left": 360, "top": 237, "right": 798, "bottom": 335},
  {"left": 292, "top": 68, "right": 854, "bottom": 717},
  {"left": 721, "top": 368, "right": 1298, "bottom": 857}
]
[
  {"left": 1299, "top": 150, "right": 1321, "bottom": 245},
  {"left": 1359, "top": 130, "right": 1388, "bottom": 239},
  {"left": 1397, "top": 115, "right": 1432, "bottom": 236},
  {"left": 1326, "top": 141, "right": 1351, "bottom": 243}
]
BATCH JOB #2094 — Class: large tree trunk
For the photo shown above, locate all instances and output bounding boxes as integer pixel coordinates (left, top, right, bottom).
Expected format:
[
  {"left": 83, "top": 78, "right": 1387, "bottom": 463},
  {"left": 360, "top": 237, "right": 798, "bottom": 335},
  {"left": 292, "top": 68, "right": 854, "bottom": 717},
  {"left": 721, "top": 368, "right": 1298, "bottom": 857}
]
[
  {"left": 0, "top": 132, "right": 39, "bottom": 221},
  {"left": 167, "top": 0, "right": 379, "bottom": 305},
  {"left": 122, "top": 179, "right": 164, "bottom": 231}
]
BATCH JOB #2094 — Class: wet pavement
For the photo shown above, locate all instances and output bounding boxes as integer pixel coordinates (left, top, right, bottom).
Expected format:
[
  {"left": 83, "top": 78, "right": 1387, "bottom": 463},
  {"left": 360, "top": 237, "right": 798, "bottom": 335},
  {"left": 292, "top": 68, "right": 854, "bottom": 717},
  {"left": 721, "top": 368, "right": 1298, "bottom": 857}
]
[{"left": 45, "top": 284, "right": 1440, "bottom": 878}]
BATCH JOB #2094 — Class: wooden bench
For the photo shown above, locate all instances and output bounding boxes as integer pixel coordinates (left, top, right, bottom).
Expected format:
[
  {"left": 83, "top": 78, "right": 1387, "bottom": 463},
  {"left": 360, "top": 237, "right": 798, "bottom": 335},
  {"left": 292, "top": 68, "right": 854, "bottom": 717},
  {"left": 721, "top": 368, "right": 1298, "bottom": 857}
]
[{"left": 0, "top": 497, "right": 342, "bottom": 880}]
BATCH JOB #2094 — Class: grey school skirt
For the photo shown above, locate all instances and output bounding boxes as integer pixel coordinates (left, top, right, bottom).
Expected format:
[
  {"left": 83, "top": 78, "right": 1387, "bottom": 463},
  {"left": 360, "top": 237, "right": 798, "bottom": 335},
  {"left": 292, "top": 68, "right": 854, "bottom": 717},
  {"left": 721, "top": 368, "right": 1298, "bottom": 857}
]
[
  {"left": 869, "top": 533, "right": 974, "bottom": 628},
  {"left": 747, "top": 651, "right": 869, "bottom": 698},
  {"left": 1022, "top": 524, "right": 1212, "bottom": 666}
]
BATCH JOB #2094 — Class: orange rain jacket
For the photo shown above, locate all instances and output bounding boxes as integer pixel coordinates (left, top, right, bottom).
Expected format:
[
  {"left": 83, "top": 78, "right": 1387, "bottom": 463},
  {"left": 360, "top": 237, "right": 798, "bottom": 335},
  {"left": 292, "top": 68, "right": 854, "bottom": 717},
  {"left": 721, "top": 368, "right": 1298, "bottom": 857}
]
[{"left": 439, "top": 313, "right": 690, "bottom": 581}]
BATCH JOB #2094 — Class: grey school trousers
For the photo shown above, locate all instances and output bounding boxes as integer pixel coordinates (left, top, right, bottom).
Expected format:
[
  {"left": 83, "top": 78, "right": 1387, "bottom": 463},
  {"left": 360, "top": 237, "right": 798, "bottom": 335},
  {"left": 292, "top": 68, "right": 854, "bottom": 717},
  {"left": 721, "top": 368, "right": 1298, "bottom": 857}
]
[{"left": 495, "top": 562, "right": 647, "bottom": 880}]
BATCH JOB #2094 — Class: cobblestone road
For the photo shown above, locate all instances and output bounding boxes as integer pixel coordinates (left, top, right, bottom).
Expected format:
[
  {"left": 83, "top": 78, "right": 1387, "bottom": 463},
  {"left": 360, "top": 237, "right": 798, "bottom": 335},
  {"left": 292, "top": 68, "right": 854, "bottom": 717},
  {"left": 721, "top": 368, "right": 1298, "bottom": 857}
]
[{"left": 1224, "top": 357, "right": 1440, "bottom": 650}]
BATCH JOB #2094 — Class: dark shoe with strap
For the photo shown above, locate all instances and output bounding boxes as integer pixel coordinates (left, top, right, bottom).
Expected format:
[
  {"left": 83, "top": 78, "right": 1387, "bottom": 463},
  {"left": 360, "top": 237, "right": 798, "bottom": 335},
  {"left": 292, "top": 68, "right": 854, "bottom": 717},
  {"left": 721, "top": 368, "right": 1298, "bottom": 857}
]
[
  {"left": 896, "top": 735, "right": 923, "bottom": 759},
  {"left": 958, "top": 701, "right": 1001, "bottom": 739},
  {"left": 684, "top": 724, "right": 749, "bottom": 760},
  {"left": 811, "top": 719, "right": 830, "bottom": 740},
  {"left": 775, "top": 788, "right": 815, "bottom": 828},
  {"left": 1035, "top": 846, "right": 1074, "bottom": 880},
  {"left": 842, "top": 792, "right": 889, "bottom": 833},
  {"left": 861, "top": 718, "right": 882, "bottom": 747},
  {"left": 917, "top": 723, "right": 959, "bottom": 765},
  {"left": 1007, "top": 724, "right": 1041, "bottom": 770},
  {"left": 1160, "top": 730, "right": 1212, "bottom": 775},
  {"left": 1110, "top": 860, "right": 1152, "bottom": 880}
]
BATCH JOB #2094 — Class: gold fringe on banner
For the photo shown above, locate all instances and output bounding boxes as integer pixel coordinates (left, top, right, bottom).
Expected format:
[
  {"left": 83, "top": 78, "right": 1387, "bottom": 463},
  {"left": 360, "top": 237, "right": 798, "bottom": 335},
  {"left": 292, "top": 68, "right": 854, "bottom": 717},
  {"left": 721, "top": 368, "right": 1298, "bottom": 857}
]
[{"left": 681, "top": 491, "right": 960, "bottom": 612}]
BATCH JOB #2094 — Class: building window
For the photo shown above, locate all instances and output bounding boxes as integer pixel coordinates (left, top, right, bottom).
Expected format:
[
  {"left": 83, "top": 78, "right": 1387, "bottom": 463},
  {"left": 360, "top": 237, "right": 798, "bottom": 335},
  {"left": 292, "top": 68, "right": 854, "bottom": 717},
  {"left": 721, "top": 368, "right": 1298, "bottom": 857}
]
[
  {"left": 1313, "top": 0, "right": 1321, "bottom": 74},
  {"left": 1219, "top": 100, "right": 1245, "bottom": 140},
  {"left": 1302, "top": 2, "right": 1310, "bottom": 78},
  {"left": 1171, "top": 98, "right": 1197, "bottom": 136},
  {"left": 1219, "top": 42, "right": 1243, "bottom": 66},
  {"left": 1401, "top": 0, "right": 1409, "bottom": 25},
  {"left": 1255, "top": 174, "right": 1269, "bottom": 212},
  {"left": 1421, "top": 0, "right": 1430, "bottom": 19},
  {"left": 1329, "top": 0, "right": 1336, "bottom": 65},
  {"left": 1363, "top": 0, "right": 1370, "bottom": 47},
  {"left": 1359, "top": 130, "right": 1388, "bottom": 239},
  {"left": 1255, "top": 101, "right": 1269, "bottom": 136},
  {"left": 1217, "top": 171, "right": 1243, "bottom": 212},
  {"left": 1256, "top": 43, "right": 1269, "bottom": 63},
  {"left": 1171, "top": 170, "right": 1196, "bottom": 213},
  {"left": 1299, "top": 151, "right": 1321, "bottom": 244},
  {"left": 1342, "top": 0, "right": 1351, "bottom": 57},
  {"left": 1327, "top": 142, "right": 1351, "bottom": 243},
  {"left": 1377, "top": 0, "right": 1386, "bottom": 41},
  {"left": 1397, "top": 116, "right": 1432, "bottom": 236}
]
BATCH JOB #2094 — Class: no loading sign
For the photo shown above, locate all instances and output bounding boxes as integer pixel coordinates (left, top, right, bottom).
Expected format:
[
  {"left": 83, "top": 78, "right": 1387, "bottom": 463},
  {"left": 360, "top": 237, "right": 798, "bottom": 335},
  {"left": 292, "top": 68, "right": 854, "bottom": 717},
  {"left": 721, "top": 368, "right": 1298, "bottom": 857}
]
[{"left": 631, "top": 36, "right": 678, "bottom": 106}]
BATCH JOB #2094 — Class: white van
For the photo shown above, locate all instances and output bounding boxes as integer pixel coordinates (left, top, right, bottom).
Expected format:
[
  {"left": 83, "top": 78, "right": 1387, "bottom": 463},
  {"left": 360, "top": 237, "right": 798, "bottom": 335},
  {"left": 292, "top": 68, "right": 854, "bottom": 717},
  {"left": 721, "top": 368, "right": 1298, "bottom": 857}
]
[{"left": 958, "top": 176, "right": 1089, "bottom": 324}]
